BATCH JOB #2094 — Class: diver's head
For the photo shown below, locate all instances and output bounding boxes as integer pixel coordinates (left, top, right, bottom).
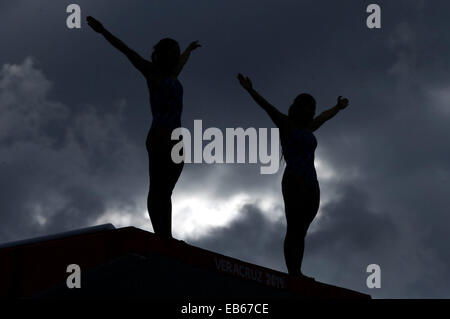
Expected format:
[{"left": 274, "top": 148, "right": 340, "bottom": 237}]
[
  {"left": 151, "top": 38, "right": 180, "bottom": 74},
  {"left": 288, "top": 93, "right": 316, "bottom": 126}
]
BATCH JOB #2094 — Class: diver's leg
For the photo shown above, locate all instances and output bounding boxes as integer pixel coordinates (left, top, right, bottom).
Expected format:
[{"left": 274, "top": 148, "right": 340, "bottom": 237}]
[
  {"left": 300, "top": 183, "right": 320, "bottom": 274},
  {"left": 147, "top": 138, "right": 173, "bottom": 238},
  {"left": 282, "top": 171, "right": 303, "bottom": 276},
  {"left": 282, "top": 171, "right": 319, "bottom": 277},
  {"left": 150, "top": 143, "right": 184, "bottom": 239},
  {"left": 147, "top": 189, "right": 162, "bottom": 234},
  {"left": 161, "top": 159, "right": 184, "bottom": 238},
  {"left": 283, "top": 224, "right": 305, "bottom": 276},
  {"left": 148, "top": 183, "right": 172, "bottom": 238},
  {"left": 158, "top": 193, "right": 172, "bottom": 239},
  {"left": 298, "top": 184, "right": 320, "bottom": 277}
]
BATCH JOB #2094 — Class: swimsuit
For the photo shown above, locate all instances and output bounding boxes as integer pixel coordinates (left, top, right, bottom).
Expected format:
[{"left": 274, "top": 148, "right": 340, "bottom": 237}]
[
  {"left": 146, "top": 77, "right": 184, "bottom": 195},
  {"left": 281, "top": 127, "right": 318, "bottom": 188},
  {"left": 149, "top": 77, "right": 183, "bottom": 132},
  {"left": 281, "top": 127, "right": 320, "bottom": 228}
]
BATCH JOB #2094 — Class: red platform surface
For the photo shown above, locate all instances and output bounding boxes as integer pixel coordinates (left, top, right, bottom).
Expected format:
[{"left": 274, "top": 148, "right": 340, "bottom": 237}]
[{"left": 0, "top": 225, "right": 371, "bottom": 299}]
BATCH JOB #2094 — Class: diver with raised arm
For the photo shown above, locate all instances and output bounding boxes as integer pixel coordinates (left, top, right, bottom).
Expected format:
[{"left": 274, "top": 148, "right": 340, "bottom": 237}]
[
  {"left": 237, "top": 73, "right": 349, "bottom": 278},
  {"left": 87, "top": 16, "right": 201, "bottom": 239}
]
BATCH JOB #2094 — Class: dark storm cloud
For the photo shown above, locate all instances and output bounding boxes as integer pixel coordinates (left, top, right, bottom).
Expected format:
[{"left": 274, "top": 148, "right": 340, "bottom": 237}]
[
  {"left": 305, "top": 181, "right": 450, "bottom": 299},
  {"left": 0, "top": 58, "right": 148, "bottom": 242},
  {"left": 0, "top": 0, "right": 450, "bottom": 298}
]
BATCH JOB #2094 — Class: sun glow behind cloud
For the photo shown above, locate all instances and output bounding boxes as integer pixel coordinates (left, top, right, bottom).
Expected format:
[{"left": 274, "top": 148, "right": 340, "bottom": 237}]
[
  {"left": 92, "top": 155, "right": 341, "bottom": 240},
  {"left": 172, "top": 193, "right": 251, "bottom": 239}
]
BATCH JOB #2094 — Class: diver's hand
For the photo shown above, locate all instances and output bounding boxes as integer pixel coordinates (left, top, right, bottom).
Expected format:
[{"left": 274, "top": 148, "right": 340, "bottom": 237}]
[
  {"left": 337, "top": 96, "right": 349, "bottom": 110},
  {"left": 237, "top": 73, "right": 253, "bottom": 91},
  {"left": 87, "top": 16, "right": 104, "bottom": 33},
  {"left": 187, "top": 40, "right": 201, "bottom": 52}
]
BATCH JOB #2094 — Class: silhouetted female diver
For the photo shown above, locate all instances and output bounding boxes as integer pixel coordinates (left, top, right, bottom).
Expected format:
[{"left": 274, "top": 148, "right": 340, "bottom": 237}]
[
  {"left": 87, "top": 16, "right": 201, "bottom": 239},
  {"left": 237, "top": 73, "right": 349, "bottom": 278}
]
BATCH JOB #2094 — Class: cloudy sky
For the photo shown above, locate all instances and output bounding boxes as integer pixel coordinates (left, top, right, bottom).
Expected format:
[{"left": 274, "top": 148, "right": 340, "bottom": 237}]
[{"left": 1, "top": 0, "right": 449, "bottom": 298}]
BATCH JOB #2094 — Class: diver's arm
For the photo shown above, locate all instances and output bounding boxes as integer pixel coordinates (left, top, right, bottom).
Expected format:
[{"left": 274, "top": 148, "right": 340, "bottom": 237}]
[
  {"left": 87, "top": 16, "right": 153, "bottom": 76},
  {"left": 237, "top": 73, "right": 287, "bottom": 127},
  {"left": 309, "top": 96, "right": 349, "bottom": 131},
  {"left": 175, "top": 41, "right": 201, "bottom": 76}
]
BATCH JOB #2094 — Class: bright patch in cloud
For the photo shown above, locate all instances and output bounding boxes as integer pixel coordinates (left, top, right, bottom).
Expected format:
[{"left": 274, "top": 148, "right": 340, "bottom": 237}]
[
  {"left": 172, "top": 193, "right": 251, "bottom": 239},
  {"left": 315, "top": 157, "right": 337, "bottom": 181},
  {"left": 94, "top": 202, "right": 152, "bottom": 232}
]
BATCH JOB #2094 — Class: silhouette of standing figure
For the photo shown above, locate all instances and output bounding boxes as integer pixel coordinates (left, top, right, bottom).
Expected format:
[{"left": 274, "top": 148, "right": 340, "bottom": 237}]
[
  {"left": 87, "top": 16, "right": 201, "bottom": 239},
  {"left": 237, "top": 73, "right": 349, "bottom": 278}
]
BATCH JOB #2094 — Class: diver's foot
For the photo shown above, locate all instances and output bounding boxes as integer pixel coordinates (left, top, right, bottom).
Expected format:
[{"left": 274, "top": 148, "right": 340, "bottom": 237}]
[
  {"left": 289, "top": 272, "right": 316, "bottom": 281},
  {"left": 168, "top": 237, "right": 188, "bottom": 245},
  {"left": 299, "top": 273, "right": 316, "bottom": 282}
]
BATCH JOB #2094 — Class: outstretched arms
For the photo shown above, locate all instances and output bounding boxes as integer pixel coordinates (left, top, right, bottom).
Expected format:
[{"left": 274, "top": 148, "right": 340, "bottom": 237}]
[
  {"left": 87, "top": 16, "right": 152, "bottom": 76},
  {"left": 237, "top": 73, "right": 348, "bottom": 131},
  {"left": 308, "top": 96, "right": 349, "bottom": 132},
  {"left": 175, "top": 41, "right": 201, "bottom": 76},
  {"left": 237, "top": 73, "right": 286, "bottom": 128}
]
